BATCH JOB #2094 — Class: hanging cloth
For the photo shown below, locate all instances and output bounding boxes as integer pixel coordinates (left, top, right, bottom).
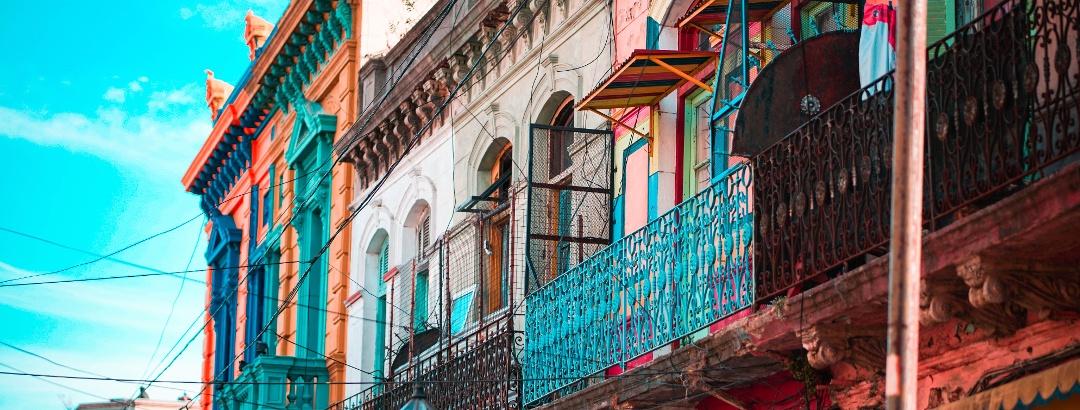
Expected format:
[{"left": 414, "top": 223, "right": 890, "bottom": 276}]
[{"left": 859, "top": 0, "right": 897, "bottom": 94}]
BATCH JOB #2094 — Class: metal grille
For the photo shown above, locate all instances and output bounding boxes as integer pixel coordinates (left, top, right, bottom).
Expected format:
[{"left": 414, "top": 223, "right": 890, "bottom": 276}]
[
  {"left": 754, "top": 0, "right": 1080, "bottom": 304},
  {"left": 525, "top": 125, "right": 614, "bottom": 294},
  {"left": 799, "top": 0, "right": 860, "bottom": 40}
]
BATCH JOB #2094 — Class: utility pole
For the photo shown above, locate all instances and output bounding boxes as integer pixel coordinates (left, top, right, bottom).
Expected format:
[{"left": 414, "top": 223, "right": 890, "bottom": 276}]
[{"left": 887, "top": 0, "right": 928, "bottom": 407}]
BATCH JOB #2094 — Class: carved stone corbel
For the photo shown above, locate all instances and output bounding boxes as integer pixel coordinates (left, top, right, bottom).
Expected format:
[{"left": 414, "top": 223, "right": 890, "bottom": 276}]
[
  {"left": 377, "top": 122, "right": 397, "bottom": 161},
  {"left": 799, "top": 325, "right": 886, "bottom": 371},
  {"left": 450, "top": 54, "right": 470, "bottom": 84},
  {"left": 532, "top": 0, "right": 550, "bottom": 33},
  {"left": 920, "top": 277, "right": 969, "bottom": 326},
  {"left": 412, "top": 88, "right": 432, "bottom": 123},
  {"left": 956, "top": 255, "right": 1080, "bottom": 315},
  {"left": 919, "top": 272, "right": 1026, "bottom": 335},
  {"left": 553, "top": 0, "right": 568, "bottom": 19},
  {"left": 393, "top": 109, "right": 415, "bottom": 147},
  {"left": 400, "top": 101, "right": 422, "bottom": 135}
]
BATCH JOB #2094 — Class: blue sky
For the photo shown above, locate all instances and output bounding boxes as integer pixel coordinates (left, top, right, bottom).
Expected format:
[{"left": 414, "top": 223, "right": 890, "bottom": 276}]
[{"left": 0, "top": 1, "right": 287, "bottom": 408}]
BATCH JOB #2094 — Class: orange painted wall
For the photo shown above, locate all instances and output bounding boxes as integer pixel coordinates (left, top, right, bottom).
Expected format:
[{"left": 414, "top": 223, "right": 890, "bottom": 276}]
[{"left": 186, "top": 0, "right": 360, "bottom": 407}]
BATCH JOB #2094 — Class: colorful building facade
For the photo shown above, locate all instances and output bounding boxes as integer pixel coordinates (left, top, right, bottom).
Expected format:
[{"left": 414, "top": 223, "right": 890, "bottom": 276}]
[
  {"left": 181, "top": 1, "right": 360, "bottom": 408},
  {"left": 178, "top": 0, "right": 1079, "bottom": 408}
]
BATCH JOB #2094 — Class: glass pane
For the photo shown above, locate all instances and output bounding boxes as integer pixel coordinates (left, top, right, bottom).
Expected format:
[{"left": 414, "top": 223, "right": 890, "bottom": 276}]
[{"left": 450, "top": 291, "right": 474, "bottom": 334}]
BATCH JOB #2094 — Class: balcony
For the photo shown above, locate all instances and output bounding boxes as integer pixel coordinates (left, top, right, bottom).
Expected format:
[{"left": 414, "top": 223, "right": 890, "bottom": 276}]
[
  {"left": 523, "top": 164, "right": 754, "bottom": 405},
  {"left": 217, "top": 355, "right": 330, "bottom": 410},
  {"left": 329, "top": 312, "right": 520, "bottom": 410},
  {"left": 753, "top": 0, "right": 1079, "bottom": 303},
  {"left": 524, "top": 0, "right": 1077, "bottom": 405}
]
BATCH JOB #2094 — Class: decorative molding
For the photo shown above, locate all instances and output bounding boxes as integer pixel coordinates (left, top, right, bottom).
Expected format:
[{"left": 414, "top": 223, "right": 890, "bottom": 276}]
[
  {"left": 799, "top": 325, "right": 886, "bottom": 371},
  {"left": 957, "top": 255, "right": 1080, "bottom": 314},
  {"left": 920, "top": 274, "right": 1026, "bottom": 336}
]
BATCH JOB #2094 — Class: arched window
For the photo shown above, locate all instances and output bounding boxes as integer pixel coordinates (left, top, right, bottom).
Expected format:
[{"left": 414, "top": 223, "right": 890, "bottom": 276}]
[
  {"left": 548, "top": 97, "right": 575, "bottom": 179},
  {"left": 373, "top": 237, "right": 389, "bottom": 382},
  {"left": 548, "top": 98, "right": 575, "bottom": 279}
]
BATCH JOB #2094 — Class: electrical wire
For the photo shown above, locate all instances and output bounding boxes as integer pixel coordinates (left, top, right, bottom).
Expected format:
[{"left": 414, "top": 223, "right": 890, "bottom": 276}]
[
  {"left": 182, "top": 1, "right": 539, "bottom": 406},
  {"left": 0, "top": 226, "right": 205, "bottom": 285},
  {"left": 0, "top": 361, "right": 110, "bottom": 402},
  {"left": 0, "top": 365, "right": 768, "bottom": 385},
  {"left": 149, "top": 2, "right": 471, "bottom": 406},
  {"left": 0, "top": 215, "right": 202, "bottom": 286},
  {"left": 139, "top": 218, "right": 205, "bottom": 382},
  {"left": 0, "top": 261, "right": 297, "bottom": 288}
]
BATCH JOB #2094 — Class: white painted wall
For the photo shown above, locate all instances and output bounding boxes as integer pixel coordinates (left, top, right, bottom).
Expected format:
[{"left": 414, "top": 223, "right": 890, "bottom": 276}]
[{"left": 343, "top": 123, "right": 454, "bottom": 396}]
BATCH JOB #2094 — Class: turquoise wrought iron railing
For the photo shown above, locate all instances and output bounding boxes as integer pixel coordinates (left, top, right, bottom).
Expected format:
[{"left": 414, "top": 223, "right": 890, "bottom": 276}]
[{"left": 522, "top": 164, "right": 754, "bottom": 406}]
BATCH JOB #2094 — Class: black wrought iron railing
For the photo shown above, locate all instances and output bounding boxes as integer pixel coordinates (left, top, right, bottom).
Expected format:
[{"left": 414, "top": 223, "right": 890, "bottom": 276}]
[
  {"left": 327, "top": 312, "right": 521, "bottom": 410},
  {"left": 753, "top": 0, "right": 1079, "bottom": 303}
]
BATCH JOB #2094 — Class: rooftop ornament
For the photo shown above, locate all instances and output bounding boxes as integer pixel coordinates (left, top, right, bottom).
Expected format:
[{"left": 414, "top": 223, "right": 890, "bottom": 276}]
[
  {"left": 245, "top": 10, "right": 275, "bottom": 61},
  {"left": 204, "top": 69, "right": 234, "bottom": 121}
]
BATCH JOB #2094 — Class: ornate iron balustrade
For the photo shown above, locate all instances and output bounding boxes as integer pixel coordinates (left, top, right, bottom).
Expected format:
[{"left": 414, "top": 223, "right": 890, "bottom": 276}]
[
  {"left": 522, "top": 165, "right": 754, "bottom": 406},
  {"left": 217, "top": 355, "right": 330, "bottom": 410},
  {"left": 328, "top": 312, "right": 521, "bottom": 410},
  {"left": 753, "top": 0, "right": 1079, "bottom": 303},
  {"left": 753, "top": 75, "right": 896, "bottom": 303}
]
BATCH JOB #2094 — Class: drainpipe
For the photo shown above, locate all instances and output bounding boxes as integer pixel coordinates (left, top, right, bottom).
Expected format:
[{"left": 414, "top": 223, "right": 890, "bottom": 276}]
[{"left": 886, "top": 0, "right": 927, "bottom": 407}]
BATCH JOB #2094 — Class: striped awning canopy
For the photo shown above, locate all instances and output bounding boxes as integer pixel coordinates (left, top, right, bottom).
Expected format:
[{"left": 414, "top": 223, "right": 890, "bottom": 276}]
[
  {"left": 677, "top": 0, "right": 789, "bottom": 27},
  {"left": 576, "top": 50, "right": 718, "bottom": 111},
  {"left": 937, "top": 359, "right": 1080, "bottom": 410}
]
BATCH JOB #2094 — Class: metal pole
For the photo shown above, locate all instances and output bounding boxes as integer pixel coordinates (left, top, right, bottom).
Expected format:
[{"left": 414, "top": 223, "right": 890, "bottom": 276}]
[{"left": 887, "top": 0, "right": 927, "bottom": 406}]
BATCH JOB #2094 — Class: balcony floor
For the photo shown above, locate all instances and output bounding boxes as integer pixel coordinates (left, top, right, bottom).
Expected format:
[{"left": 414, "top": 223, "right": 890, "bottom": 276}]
[{"left": 537, "top": 163, "right": 1080, "bottom": 409}]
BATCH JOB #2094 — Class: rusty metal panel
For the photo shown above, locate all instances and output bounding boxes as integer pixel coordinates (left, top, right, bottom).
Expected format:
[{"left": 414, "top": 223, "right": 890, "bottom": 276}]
[{"left": 733, "top": 31, "right": 861, "bottom": 157}]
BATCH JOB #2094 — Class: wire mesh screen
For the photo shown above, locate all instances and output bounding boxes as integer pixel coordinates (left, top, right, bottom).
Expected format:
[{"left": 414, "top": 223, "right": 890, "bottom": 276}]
[
  {"left": 762, "top": 2, "right": 795, "bottom": 62},
  {"left": 799, "top": 0, "right": 860, "bottom": 39},
  {"left": 715, "top": 0, "right": 748, "bottom": 110},
  {"left": 444, "top": 216, "right": 482, "bottom": 333},
  {"left": 525, "top": 125, "right": 614, "bottom": 294}
]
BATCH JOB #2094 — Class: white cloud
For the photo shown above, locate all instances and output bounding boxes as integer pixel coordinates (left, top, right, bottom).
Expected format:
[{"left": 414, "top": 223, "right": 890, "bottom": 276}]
[
  {"left": 0, "top": 84, "right": 212, "bottom": 176},
  {"left": 0, "top": 261, "right": 179, "bottom": 332},
  {"left": 138, "top": 76, "right": 149, "bottom": 83},
  {"left": 181, "top": 0, "right": 288, "bottom": 30},
  {"left": 103, "top": 86, "right": 126, "bottom": 103},
  {"left": 0, "top": 260, "right": 206, "bottom": 409},
  {"left": 128, "top": 81, "right": 143, "bottom": 92},
  {"left": 148, "top": 83, "right": 200, "bottom": 113}
]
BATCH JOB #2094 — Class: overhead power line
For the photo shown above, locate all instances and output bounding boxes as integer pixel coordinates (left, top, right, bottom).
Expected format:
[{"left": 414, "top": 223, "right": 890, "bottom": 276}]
[
  {"left": 0, "top": 215, "right": 202, "bottom": 286},
  {"left": 0, "top": 226, "right": 206, "bottom": 285}
]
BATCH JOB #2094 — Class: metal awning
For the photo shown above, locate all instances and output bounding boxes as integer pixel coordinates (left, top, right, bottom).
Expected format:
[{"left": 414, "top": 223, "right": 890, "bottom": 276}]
[
  {"left": 678, "top": 0, "right": 789, "bottom": 28},
  {"left": 577, "top": 50, "right": 718, "bottom": 111},
  {"left": 576, "top": 50, "right": 718, "bottom": 140},
  {"left": 456, "top": 173, "right": 512, "bottom": 213}
]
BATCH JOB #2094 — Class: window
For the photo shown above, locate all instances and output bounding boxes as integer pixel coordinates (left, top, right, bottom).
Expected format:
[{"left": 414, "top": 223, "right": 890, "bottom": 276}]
[
  {"left": 264, "top": 166, "right": 275, "bottom": 227},
  {"left": 373, "top": 239, "right": 389, "bottom": 380},
  {"left": 956, "top": 0, "right": 983, "bottom": 27},
  {"left": 416, "top": 211, "right": 430, "bottom": 256},
  {"left": 413, "top": 270, "right": 429, "bottom": 331},
  {"left": 685, "top": 90, "right": 715, "bottom": 195},
  {"left": 800, "top": 1, "right": 859, "bottom": 39},
  {"left": 296, "top": 208, "right": 327, "bottom": 357},
  {"left": 548, "top": 99, "right": 575, "bottom": 179},
  {"left": 492, "top": 145, "right": 513, "bottom": 204},
  {"left": 486, "top": 218, "right": 510, "bottom": 315},
  {"left": 449, "top": 287, "right": 476, "bottom": 334},
  {"left": 547, "top": 99, "right": 576, "bottom": 279}
]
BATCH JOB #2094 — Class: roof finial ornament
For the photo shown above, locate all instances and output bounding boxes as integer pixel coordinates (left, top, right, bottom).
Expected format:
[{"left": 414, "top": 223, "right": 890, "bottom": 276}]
[
  {"left": 245, "top": 10, "right": 275, "bottom": 61},
  {"left": 205, "top": 69, "right": 234, "bottom": 121}
]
